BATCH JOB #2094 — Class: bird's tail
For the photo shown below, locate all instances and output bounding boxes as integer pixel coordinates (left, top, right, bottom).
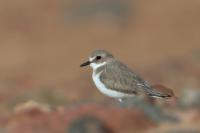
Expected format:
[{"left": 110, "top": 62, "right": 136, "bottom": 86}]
[
  {"left": 148, "top": 92, "right": 172, "bottom": 99},
  {"left": 146, "top": 84, "right": 174, "bottom": 99}
]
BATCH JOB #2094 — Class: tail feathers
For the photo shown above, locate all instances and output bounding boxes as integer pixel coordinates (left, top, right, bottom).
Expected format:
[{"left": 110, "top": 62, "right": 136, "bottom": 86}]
[
  {"left": 148, "top": 92, "right": 172, "bottom": 99},
  {"left": 146, "top": 84, "right": 174, "bottom": 99}
]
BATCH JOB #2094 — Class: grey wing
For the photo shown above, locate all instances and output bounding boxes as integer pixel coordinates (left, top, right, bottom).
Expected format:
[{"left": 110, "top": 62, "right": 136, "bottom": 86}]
[{"left": 99, "top": 61, "right": 149, "bottom": 95}]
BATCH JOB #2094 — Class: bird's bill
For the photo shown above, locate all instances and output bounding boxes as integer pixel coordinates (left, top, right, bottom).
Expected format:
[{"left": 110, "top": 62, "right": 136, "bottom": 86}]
[{"left": 80, "top": 61, "right": 90, "bottom": 67}]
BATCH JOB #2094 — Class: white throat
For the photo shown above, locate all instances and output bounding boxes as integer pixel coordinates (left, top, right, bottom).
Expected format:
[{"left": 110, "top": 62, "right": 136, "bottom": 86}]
[
  {"left": 90, "top": 62, "right": 106, "bottom": 71},
  {"left": 89, "top": 57, "right": 107, "bottom": 71}
]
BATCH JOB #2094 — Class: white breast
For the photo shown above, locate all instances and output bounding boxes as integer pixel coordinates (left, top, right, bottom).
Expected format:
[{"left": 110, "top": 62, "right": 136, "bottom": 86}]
[{"left": 92, "top": 71, "right": 128, "bottom": 98}]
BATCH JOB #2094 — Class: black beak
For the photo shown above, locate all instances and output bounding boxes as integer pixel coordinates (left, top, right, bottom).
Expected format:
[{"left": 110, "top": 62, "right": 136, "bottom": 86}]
[{"left": 80, "top": 61, "right": 90, "bottom": 67}]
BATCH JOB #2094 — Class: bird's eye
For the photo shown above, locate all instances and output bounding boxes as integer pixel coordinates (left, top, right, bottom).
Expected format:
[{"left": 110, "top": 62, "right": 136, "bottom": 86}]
[{"left": 96, "top": 56, "right": 101, "bottom": 60}]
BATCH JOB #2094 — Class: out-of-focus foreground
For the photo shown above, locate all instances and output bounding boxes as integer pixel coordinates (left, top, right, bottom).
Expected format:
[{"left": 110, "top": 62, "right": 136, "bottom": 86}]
[{"left": 0, "top": 0, "right": 200, "bottom": 133}]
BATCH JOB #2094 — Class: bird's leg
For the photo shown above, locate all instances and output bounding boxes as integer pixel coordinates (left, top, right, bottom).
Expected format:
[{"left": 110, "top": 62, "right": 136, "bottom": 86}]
[
  {"left": 116, "top": 98, "right": 128, "bottom": 108},
  {"left": 118, "top": 98, "right": 124, "bottom": 102}
]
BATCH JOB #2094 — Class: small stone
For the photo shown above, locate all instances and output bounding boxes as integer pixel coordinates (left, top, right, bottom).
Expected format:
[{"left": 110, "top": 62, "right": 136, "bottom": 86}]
[
  {"left": 68, "top": 115, "right": 111, "bottom": 133},
  {"left": 179, "top": 88, "right": 200, "bottom": 109},
  {"left": 14, "top": 100, "right": 51, "bottom": 114}
]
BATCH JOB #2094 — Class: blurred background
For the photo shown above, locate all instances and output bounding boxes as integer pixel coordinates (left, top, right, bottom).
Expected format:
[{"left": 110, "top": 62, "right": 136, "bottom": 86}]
[{"left": 0, "top": 0, "right": 200, "bottom": 133}]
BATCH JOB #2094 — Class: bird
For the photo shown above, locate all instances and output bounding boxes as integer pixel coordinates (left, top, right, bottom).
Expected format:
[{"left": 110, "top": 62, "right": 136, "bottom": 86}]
[{"left": 80, "top": 50, "right": 172, "bottom": 102}]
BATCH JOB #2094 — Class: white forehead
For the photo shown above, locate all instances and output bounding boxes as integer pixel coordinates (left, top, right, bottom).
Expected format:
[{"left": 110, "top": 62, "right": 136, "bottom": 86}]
[{"left": 89, "top": 57, "right": 96, "bottom": 62}]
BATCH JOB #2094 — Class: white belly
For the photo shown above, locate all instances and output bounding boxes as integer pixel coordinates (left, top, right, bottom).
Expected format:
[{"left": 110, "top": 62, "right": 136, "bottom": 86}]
[{"left": 92, "top": 71, "right": 128, "bottom": 98}]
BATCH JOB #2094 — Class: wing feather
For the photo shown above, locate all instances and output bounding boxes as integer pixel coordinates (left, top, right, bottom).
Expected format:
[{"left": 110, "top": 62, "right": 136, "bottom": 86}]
[{"left": 99, "top": 61, "right": 149, "bottom": 95}]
